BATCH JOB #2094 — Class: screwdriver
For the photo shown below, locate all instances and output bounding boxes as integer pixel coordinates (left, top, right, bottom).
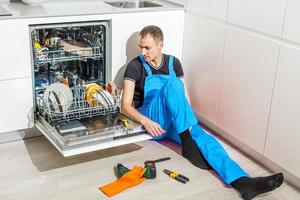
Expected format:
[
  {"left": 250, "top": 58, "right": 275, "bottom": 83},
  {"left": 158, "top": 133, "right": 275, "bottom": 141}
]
[
  {"left": 117, "top": 118, "right": 131, "bottom": 132},
  {"left": 121, "top": 119, "right": 129, "bottom": 128}
]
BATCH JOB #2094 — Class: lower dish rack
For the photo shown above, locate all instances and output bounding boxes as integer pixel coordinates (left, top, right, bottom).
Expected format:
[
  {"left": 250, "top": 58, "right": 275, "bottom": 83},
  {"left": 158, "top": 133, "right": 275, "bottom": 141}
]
[
  {"left": 36, "top": 86, "right": 121, "bottom": 123},
  {"left": 34, "top": 85, "right": 150, "bottom": 157}
]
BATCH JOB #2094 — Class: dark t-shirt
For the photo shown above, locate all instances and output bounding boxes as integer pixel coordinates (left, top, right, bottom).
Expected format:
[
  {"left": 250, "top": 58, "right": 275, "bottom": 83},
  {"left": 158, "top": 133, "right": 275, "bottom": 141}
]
[{"left": 123, "top": 54, "right": 184, "bottom": 108}]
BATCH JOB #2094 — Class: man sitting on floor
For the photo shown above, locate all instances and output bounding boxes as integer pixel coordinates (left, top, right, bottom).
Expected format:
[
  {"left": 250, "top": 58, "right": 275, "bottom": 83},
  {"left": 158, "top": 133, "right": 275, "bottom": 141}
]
[{"left": 121, "top": 25, "right": 284, "bottom": 200}]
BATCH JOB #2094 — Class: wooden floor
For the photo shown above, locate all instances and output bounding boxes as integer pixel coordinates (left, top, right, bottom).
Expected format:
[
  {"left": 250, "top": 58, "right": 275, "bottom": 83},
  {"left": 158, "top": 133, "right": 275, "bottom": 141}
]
[{"left": 0, "top": 135, "right": 299, "bottom": 200}]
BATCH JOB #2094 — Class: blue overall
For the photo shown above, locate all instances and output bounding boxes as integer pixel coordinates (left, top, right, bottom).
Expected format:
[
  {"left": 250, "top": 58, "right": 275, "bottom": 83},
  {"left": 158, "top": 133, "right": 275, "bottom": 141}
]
[{"left": 138, "top": 55, "right": 249, "bottom": 185}]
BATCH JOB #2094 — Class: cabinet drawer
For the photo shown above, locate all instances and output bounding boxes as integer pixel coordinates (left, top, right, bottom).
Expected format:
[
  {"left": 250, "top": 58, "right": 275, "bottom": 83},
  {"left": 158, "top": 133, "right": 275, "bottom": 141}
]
[
  {"left": 0, "top": 20, "right": 31, "bottom": 80},
  {"left": 0, "top": 78, "right": 33, "bottom": 133}
]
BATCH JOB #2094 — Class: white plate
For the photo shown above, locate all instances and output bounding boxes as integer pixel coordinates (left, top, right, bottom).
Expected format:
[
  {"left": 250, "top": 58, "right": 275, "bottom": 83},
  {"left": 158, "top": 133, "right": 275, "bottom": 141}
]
[
  {"left": 92, "top": 89, "right": 115, "bottom": 108},
  {"left": 43, "top": 83, "right": 73, "bottom": 115}
]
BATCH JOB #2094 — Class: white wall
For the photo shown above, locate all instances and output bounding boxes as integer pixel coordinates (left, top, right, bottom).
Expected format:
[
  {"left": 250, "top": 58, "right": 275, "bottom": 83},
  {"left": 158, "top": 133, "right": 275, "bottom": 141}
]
[{"left": 182, "top": 0, "right": 300, "bottom": 187}]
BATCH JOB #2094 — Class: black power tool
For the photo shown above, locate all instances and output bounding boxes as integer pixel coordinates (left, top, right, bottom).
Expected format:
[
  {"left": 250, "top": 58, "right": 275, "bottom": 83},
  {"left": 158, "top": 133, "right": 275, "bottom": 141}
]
[{"left": 117, "top": 157, "right": 171, "bottom": 179}]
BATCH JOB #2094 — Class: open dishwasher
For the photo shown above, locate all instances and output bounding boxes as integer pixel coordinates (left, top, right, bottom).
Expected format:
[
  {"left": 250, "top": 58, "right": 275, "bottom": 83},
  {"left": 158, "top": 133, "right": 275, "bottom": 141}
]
[{"left": 30, "top": 21, "right": 150, "bottom": 157}]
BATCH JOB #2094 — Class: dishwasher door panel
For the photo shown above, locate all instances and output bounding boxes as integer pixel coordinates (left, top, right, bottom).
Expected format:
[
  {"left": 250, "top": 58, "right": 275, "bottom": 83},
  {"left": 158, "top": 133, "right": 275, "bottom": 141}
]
[{"left": 35, "top": 114, "right": 150, "bottom": 157}]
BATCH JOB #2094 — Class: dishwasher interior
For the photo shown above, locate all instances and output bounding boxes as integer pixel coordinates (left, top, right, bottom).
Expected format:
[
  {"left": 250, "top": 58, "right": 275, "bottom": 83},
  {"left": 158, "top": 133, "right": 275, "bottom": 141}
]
[{"left": 30, "top": 21, "right": 149, "bottom": 156}]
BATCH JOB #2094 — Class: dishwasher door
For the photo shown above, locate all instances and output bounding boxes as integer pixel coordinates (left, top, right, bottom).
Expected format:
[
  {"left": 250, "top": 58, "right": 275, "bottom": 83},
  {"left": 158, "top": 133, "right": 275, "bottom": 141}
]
[{"left": 35, "top": 113, "right": 150, "bottom": 157}]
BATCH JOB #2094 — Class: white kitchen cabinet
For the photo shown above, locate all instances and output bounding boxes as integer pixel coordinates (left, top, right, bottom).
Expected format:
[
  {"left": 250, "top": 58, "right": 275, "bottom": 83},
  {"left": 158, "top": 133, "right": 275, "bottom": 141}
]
[
  {"left": 111, "top": 10, "right": 184, "bottom": 88},
  {"left": 182, "top": 14, "right": 226, "bottom": 124},
  {"left": 0, "top": 19, "right": 32, "bottom": 80},
  {"left": 185, "top": 0, "right": 228, "bottom": 21},
  {"left": 217, "top": 28, "right": 280, "bottom": 153},
  {"left": 0, "top": 78, "right": 33, "bottom": 134},
  {"left": 282, "top": 0, "right": 300, "bottom": 44},
  {"left": 227, "top": 0, "right": 286, "bottom": 37},
  {"left": 264, "top": 44, "right": 300, "bottom": 179}
]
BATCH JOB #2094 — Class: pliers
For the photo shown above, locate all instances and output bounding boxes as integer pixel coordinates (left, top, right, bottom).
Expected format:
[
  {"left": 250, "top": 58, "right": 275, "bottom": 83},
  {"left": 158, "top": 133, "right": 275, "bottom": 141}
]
[{"left": 163, "top": 169, "right": 189, "bottom": 184}]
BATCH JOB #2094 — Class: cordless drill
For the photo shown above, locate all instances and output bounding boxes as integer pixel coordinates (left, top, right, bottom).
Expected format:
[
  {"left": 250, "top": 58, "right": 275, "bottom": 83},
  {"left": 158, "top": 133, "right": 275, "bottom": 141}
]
[{"left": 116, "top": 157, "right": 171, "bottom": 179}]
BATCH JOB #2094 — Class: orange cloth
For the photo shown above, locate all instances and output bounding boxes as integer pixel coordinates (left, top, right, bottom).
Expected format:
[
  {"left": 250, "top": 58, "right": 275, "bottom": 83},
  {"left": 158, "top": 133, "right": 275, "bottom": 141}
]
[{"left": 99, "top": 166, "right": 146, "bottom": 197}]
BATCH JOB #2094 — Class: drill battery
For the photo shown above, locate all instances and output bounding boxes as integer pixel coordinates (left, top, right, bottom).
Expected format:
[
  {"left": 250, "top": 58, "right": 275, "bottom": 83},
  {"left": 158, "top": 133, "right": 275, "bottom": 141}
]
[{"left": 116, "top": 157, "right": 171, "bottom": 179}]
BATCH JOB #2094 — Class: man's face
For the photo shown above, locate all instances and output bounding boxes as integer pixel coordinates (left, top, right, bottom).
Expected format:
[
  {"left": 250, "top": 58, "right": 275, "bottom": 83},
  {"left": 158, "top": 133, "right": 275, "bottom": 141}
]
[{"left": 138, "top": 34, "right": 163, "bottom": 62}]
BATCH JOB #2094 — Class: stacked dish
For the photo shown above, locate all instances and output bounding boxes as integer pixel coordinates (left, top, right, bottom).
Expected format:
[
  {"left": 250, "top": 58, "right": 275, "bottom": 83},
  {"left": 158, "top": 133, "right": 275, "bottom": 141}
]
[
  {"left": 86, "top": 83, "right": 114, "bottom": 108},
  {"left": 43, "top": 83, "right": 73, "bottom": 116}
]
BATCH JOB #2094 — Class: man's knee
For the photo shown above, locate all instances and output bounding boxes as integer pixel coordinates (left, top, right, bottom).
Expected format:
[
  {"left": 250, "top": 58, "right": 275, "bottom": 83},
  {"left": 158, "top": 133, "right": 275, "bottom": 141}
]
[{"left": 162, "top": 79, "right": 184, "bottom": 95}]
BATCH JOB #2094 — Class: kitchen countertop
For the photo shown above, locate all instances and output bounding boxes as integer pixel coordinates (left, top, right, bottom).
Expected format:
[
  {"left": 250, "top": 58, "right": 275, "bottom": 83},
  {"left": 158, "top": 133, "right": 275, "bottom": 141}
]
[{"left": 0, "top": 0, "right": 183, "bottom": 20}]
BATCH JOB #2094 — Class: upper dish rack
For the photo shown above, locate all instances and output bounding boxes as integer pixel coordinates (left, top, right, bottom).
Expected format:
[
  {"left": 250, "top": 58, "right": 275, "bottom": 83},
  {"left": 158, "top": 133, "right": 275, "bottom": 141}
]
[
  {"left": 34, "top": 46, "right": 103, "bottom": 67},
  {"left": 36, "top": 86, "right": 122, "bottom": 123}
]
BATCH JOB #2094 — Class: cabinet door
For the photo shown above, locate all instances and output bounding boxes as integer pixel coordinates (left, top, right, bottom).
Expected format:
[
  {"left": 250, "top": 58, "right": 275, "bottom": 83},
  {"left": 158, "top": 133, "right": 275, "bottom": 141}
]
[
  {"left": 182, "top": 14, "right": 226, "bottom": 124},
  {"left": 0, "top": 78, "right": 33, "bottom": 133},
  {"left": 0, "top": 19, "right": 32, "bottom": 80},
  {"left": 264, "top": 44, "right": 300, "bottom": 178},
  {"left": 217, "top": 29, "right": 279, "bottom": 153},
  {"left": 111, "top": 10, "right": 184, "bottom": 88},
  {"left": 227, "top": 0, "right": 286, "bottom": 37}
]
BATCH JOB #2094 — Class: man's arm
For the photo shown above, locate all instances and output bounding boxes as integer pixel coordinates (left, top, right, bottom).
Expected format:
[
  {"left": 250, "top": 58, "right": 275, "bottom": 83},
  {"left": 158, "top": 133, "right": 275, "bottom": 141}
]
[{"left": 121, "top": 80, "right": 166, "bottom": 136}]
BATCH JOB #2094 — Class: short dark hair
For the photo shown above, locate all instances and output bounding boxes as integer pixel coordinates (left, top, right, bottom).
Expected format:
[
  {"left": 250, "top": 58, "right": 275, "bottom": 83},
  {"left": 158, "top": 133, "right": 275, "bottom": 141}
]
[{"left": 139, "top": 25, "right": 164, "bottom": 41}]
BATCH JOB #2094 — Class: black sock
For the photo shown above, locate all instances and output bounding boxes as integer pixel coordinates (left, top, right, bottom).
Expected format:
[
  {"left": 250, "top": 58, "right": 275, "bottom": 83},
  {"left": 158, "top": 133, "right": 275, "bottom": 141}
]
[
  {"left": 179, "top": 129, "right": 212, "bottom": 170},
  {"left": 231, "top": 173, "right": 284, "bottom": 200}
]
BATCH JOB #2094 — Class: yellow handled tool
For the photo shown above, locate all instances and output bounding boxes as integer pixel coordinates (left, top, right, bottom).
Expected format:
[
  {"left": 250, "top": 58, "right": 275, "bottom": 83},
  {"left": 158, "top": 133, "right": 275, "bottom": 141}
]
[
  {"left": 163, "top": 169, "right": 189, "bottom": 184},
  {"left": 121, "top": 119, "right": 129, "bottom": 128}
]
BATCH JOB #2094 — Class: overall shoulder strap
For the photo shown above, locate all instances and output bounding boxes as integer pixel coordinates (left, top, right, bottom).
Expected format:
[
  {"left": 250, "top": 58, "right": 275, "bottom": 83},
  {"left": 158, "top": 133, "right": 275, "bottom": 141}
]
[
  {"left": 139, "top": 55, "right": 152, "bottom": 76},
  {"left": 168, "top": 55, "right": 176, "bottom": 77}
]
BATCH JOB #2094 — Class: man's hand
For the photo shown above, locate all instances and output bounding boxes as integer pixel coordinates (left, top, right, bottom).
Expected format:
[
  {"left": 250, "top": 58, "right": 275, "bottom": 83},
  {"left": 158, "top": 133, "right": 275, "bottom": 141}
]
[
  {"left": 122, "top": 80, "right": 166, "bottom": 137},
  {"left": 140, "top": 117, "right": 166, "bottom": 137}
]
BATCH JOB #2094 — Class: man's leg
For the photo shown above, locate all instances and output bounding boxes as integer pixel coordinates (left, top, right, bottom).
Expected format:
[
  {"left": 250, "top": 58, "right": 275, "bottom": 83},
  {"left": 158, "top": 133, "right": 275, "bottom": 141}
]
[
  {"left": 159, "top": 78, "right": 284, "bottom": 199},
  {"left": 189, "top": 123, "right": 249, "bottom": 184},
  {"left": 139, "top": 78, "right": 209, "bottom": 168},
  {"left": 167, "top": 125, "right": 212, "bottom": 170},
  {"left": 140, "top": 78, "right": 283, "bottom": 199},
  {"left": 138, "top": 78, "right": 198, "bottom": 134},
  {"left": 190, "top": 123, "right": 284, "bottom": 200},
  {"left": 146, "top": 78, "right": 244, "bottom": 173}
]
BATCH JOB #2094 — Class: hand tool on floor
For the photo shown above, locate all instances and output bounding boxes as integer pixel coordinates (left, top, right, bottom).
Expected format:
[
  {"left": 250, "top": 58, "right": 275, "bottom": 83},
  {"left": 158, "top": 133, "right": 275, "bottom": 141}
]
[
  {"left": 117, "top": 157, "right": 171, "bottom": 179},
  {"left": 116, "top": 163, "right": 130, "bottom": 177},
  {"left": 163, "top": 169, "right": 189, "bottom": 184}
]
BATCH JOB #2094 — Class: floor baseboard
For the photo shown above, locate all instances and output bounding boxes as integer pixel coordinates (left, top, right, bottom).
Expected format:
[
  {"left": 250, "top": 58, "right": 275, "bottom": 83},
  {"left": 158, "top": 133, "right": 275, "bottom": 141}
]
[{"left": 0, "top": 128, "right": 42, "bottom": 144}]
